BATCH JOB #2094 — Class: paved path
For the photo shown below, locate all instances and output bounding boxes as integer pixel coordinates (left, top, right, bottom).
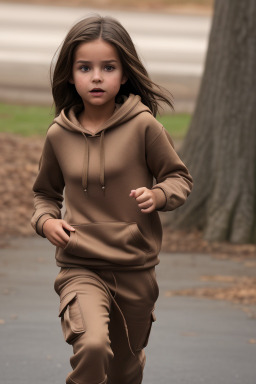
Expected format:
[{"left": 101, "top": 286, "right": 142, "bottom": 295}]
[
  {"left": 0, "top": 2, "right": 211, "bottom": 111},
  {"left": 0, "top": 236, "right": 255, "bottom": 384}
]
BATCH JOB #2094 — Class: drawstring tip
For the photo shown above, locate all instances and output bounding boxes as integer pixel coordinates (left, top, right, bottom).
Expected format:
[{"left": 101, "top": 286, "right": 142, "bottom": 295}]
[
  {"left": 102, "top": 186, "right": 105, "bottom": 191},
  {"left": 84, "top": 188, "right": 87, "bottom": 193}
]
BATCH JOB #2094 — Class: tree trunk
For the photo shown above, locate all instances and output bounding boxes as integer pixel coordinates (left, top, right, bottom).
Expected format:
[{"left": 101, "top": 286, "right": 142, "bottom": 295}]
[{"left": 170, "top": 0, "right": 256, "bottom": 243}]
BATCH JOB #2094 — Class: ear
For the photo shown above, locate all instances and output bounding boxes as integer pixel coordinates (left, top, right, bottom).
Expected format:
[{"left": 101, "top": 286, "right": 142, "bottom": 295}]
[
  {"left": 121, "top": 73, "right": 128, "bottom": 85},
  {"left": 69, "top": 72, "right": 74, "bottom": 84}
]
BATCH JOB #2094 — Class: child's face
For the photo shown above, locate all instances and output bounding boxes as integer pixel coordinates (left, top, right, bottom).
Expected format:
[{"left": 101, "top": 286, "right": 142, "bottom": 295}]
[{"left": 70, "top": 39, "right": 127, "bottom": 109}]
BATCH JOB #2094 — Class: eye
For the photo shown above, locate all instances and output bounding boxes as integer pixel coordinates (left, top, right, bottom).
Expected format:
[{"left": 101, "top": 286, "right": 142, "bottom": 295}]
[
  {"left": 104, "top": 65, "right": 115, "bottom": 71},
  {"left": 80, "top": 65, "right": 90, "bottom": 72}
]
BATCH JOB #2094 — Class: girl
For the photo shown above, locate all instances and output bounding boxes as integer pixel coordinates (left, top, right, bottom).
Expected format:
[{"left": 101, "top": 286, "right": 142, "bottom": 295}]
[{"left": 31, "top": 15, "right": 192, "bottom": 384}]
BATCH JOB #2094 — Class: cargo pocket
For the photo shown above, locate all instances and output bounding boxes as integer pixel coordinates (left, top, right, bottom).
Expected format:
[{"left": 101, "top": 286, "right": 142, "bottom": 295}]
[
  {"left": 58, "top": 292, "right": 85, "bottom": 345},
  {"left": 128, "top": 311, "right": 156, "bottom": 352}
]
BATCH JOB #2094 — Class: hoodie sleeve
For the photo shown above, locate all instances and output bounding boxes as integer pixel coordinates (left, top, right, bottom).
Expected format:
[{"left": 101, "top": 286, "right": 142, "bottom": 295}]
[
  {"left": 146, "top": 127, "right": 193, "bottom": 212},
  {"left": 31, "top": 136, "right": 65, "bottom": 237}
]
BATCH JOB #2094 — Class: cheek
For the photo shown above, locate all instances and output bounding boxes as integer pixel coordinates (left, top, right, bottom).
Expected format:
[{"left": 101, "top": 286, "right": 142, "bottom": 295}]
[
  {"left": 72, "top": 74, "right": 88, "bottom": 89},
  {"left": 72, "top": 79, "right": 87, "bottom": 98},
  {"left": 111, "top": 73, "right": 125, "bottom": 87}
]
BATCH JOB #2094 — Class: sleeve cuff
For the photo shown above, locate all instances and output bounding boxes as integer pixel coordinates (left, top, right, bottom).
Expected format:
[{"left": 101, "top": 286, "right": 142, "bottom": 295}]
[
  {"left": 151, "top": 186, "right": 167, "bottom": 211},
  {"left": 36, "top": 214, "right": 55, "bottom": 237}
]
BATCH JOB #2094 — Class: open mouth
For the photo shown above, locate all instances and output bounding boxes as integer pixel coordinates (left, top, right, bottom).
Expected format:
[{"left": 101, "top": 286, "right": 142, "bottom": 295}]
[{"left": 90, "top": 88, "right": 105, "bottom": 93}]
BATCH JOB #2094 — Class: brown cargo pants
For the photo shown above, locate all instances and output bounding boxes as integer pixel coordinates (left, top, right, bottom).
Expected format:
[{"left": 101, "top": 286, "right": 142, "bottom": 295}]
[{"left": 54, "top": 266, "right": 159, "bottom": 384}]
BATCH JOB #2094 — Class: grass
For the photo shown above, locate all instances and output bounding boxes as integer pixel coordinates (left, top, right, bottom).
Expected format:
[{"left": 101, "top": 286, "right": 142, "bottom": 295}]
[
  {"left": 157, "top": 113, "right": 191, "bottom": 139},
  {"left": 0, "top": 104, "right": 54, "bottom": 137},
  {"left": 0, "top": 103, "right": 191, "bottom": 139}
]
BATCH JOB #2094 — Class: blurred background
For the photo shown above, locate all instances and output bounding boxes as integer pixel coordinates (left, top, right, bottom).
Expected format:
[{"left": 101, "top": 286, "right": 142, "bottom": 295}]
[
  {"left": 0, "top": 0, "right": 213, "bottom": 239},
  {"left": 0, "top": 0, "right": 212, "bottom": 110},
  {"left": 1, "top": 0, "right": 256, "bottom": 311},
  {"left": 1, "top": 2, "right": 256, "bottom": 384}
]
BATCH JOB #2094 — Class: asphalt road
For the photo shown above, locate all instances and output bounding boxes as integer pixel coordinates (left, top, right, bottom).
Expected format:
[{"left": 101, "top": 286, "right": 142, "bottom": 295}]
[
  {"left": 1, "top": 236, "right": 256, "bottom": 384},
  {"left": 0, "top": 2, "right": 211, "bottom": 111}
]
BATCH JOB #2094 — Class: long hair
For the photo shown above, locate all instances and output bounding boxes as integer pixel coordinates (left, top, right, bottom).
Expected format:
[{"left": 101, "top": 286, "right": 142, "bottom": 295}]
[{"left": 51, "top": 15, "right": 173, "bottom": 117}]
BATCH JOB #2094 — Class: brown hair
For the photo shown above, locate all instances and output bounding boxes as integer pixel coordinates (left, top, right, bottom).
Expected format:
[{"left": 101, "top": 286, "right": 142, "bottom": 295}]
[{"left": 51, "top": 15, "right": 173, "bottom": 117}]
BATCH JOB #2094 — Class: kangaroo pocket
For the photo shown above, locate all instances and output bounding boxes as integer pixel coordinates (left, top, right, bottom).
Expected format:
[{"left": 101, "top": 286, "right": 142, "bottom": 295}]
[{"left": 63, "top": 221, "right": 151, "bottom": 266}]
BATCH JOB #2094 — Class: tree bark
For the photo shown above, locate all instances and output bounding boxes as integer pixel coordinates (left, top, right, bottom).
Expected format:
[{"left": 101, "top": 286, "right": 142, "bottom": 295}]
[{"left": 169, "top": 0, "right": 256, "bottom": 243}]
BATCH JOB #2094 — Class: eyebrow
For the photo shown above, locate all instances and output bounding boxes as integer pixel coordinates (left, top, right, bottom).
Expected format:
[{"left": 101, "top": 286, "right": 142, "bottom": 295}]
[{"left": 76, "top": 60, "right": 118, "bottom": 64}]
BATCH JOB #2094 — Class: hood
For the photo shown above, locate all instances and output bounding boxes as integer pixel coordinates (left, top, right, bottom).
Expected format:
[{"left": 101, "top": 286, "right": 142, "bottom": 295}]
[
  {"left": 54, "top": 94, "right": 150, "bottom": 135},
  {"left": 53, "top": 94, "right": 151, "bottom": 192}
]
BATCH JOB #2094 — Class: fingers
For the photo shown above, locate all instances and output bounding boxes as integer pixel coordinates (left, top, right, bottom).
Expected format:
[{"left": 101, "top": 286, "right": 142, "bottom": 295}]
[
  {"left": 137, "top": 198, "right": 153, "bottom": 209},
  {"left": 44, "top": 219, "right": 75, "bottom": 249},
  {"left": 48, "top": 229, "right": 69, "bottom": 248},
  {"left": 141, "top": 205, "right": 155, "bottom": 213},
  {"left": 57, "top": 220, "right": 75, "bottom": 248},
  {"left": 129, "top": 187, "right": 156, "bottom": 213},
  {"left": 62, "top": 221, "right": 76, "bottom": 232},
  {"left": 129, "top": 188, "right": 145, "bottom": 198},
  {"left": 129, "top": 189, "right": 138, "bottom": 198},
  {"left": 50, "top": 232, "right": 68, "bottom": 248}
]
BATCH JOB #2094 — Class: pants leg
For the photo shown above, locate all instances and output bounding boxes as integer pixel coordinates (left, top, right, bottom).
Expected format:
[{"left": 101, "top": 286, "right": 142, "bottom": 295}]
[
  {"left": 54, "top": 269, "right": 113, "bottom": 384},
  {"left": 54, "top": 266, "right": 159, "bottom": 384},
  {"left": 98, "top": 268, "right": 159, "bottom": 384}
]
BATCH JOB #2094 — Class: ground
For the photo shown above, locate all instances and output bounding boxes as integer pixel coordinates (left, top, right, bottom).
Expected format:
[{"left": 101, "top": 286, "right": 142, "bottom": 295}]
[{"left": 1, "top": 238, "right": 255, "bottom": 384}]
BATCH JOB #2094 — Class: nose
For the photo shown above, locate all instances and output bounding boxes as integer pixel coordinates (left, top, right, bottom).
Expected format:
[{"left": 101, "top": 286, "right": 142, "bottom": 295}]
[{"left": 92, "top": 68, "right": 103, "bottom": 83}]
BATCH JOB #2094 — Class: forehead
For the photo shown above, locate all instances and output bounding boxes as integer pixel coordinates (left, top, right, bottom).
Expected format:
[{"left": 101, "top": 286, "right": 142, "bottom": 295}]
[{"left": 74, "top": 39, "right": 120, "bottom": 61}]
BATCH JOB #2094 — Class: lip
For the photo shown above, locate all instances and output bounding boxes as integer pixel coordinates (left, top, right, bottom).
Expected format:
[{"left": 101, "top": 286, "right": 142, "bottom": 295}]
[{"left": 90, "top": 88, "right": 105, "bottom": 93}]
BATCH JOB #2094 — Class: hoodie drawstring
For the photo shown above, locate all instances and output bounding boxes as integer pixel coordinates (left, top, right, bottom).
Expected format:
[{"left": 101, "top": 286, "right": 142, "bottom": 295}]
[
  {"left": 99, "top": 131, "right": 105, "bottom": 191},
  {"left": 81, "top": 133, "right": 89, "bottom": 192},
  {"left": 81, "top": 131, "right": 105, "bottom": 192}
]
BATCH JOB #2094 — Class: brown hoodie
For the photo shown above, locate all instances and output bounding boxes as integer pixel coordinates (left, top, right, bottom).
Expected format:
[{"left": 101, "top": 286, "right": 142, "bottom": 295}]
[{"left": 31, "top": 94, "right": 192, "bottom": 270}]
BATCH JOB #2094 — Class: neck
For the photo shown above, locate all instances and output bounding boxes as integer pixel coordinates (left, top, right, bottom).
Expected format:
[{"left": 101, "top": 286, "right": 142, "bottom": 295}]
[{"left": 79, "top": 101, "right": 116, "bottom": 133}]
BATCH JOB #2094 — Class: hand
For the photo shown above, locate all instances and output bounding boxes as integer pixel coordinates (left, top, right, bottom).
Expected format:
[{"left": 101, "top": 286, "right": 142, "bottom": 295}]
[
  {"left": 129, "top": 187, "right": 166, "bottom": 213},
  {"left": 43, "top": 219, "right": 75, "bottom": 248}
]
